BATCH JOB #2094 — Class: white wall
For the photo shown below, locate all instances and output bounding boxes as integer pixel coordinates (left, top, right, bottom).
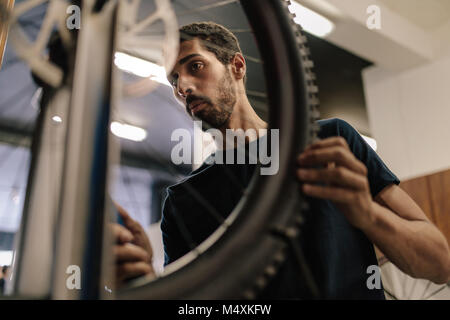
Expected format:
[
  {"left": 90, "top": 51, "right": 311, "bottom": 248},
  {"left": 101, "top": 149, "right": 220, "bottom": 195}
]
[
  {"left": 380, "top": 261, "right": 450, "bottom": 300},
  {"left": 362, "top": 55, "right": 450, "bottom": 181}
]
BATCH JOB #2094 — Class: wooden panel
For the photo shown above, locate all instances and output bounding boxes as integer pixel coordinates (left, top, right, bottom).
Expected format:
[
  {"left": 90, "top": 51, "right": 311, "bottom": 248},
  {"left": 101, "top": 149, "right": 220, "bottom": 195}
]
[
  {"left": 427, "top": 169, "right": 450, "bottom": 245},
  {"left": 400, "top": 168, "right": 450, "bottom": 245},
  {"left": 376, "top": 168, "right": 450, "bottom": 264},
  {"left": 399, "top": 176, "right": 434, "bottom": 221},
  {"left": 0, "top": 0, "right": 15, "bottom": 70},
  {"left": 377, "top": 169, "right": 450, "bottom": 264}
]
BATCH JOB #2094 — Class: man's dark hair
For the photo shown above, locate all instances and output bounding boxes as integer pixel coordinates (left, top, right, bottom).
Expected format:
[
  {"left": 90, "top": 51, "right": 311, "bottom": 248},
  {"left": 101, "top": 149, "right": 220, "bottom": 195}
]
[
  {"left": 179, "top": 22, "right": 246, "bottom": 83},
  {"left": 2, "top": 265, "right": 8, "bottom": 274}
]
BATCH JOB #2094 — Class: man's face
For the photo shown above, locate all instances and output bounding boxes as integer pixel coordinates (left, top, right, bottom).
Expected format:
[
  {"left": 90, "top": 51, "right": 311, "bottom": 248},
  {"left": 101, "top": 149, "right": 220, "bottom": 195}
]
[{"left": 169, "top": 38, "right": 237, "bottom": 129}]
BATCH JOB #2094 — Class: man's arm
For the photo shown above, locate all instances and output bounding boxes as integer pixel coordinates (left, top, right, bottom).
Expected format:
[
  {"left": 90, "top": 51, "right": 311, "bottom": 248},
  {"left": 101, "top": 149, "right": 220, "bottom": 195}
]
[
  {"left": 297, "top": 137, "right": 450, "bottom": 284},
  {"left": 367, "top": 184, "right": 450, "bottom": 283}
]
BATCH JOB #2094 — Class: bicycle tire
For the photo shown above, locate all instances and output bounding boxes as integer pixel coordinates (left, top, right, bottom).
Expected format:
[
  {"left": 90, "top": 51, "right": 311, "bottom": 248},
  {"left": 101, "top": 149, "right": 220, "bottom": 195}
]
[{"left": 117, "top": 0, "right": 320, "bottom": 299}]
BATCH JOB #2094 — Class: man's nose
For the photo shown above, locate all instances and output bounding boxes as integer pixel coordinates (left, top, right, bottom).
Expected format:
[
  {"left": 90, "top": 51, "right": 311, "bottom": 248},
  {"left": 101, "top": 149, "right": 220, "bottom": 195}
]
[{"left": 177, "top": 77, "right": 194, "bottom": 99}]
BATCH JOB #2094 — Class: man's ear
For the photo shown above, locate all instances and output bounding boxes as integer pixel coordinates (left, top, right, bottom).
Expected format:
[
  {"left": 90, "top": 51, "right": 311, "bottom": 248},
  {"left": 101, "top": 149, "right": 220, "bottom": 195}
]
[{"left": 231, "top": 53, "right": 246, "bottom": 81}]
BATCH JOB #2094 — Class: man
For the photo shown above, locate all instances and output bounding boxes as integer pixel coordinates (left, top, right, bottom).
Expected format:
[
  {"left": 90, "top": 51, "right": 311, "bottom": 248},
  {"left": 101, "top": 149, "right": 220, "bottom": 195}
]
[{"left": 116, "top": 22, "right": 450, "bottom": 298}]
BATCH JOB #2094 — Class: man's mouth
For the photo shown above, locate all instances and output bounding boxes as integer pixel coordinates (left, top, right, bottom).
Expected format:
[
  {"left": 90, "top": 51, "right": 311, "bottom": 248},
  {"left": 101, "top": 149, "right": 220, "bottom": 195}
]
[{"left": 189, "top": 101, "right": 207, "bottom": 115}]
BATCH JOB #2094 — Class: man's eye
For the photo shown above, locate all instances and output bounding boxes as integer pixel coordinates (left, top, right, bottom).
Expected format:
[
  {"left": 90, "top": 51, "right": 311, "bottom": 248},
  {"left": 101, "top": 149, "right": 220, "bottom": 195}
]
[{"left": 191, "top": 62, "right": 203, "bottom": 71}]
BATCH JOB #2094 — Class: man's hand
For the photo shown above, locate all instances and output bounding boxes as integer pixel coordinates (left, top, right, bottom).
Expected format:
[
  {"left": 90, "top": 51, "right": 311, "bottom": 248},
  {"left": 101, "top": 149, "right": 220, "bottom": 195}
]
[
  {"left": 296, "top": 137, "right": 375, "bottom": 230},
  {"left": 115, "top": 203, "right": 154, "bottom": 259},
  {"left": 112, "top": 203, "right": 154, "bottom": 287}
]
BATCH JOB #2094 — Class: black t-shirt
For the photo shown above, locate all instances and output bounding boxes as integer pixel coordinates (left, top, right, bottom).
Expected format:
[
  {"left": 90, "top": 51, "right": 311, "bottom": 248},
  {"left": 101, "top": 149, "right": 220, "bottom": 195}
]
[{"left": 160, "top": 118, "right": 400, "bottom": 299}]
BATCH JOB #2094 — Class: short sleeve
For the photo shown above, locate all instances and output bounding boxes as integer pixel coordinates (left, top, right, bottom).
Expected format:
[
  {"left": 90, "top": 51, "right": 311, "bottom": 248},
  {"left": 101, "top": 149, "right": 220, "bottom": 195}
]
[{"left": 319, "top": 118, "right": 400, "bottom": 198}]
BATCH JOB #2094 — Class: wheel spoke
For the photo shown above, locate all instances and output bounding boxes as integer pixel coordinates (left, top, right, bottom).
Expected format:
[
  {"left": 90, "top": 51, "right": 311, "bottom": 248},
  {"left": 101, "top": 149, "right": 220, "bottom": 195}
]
[
  {"left": 176, "top": 0, "right": 239, "bottom": 17},
  {"left": 33, "top": 0, "right": 58, "bottom": 53}
]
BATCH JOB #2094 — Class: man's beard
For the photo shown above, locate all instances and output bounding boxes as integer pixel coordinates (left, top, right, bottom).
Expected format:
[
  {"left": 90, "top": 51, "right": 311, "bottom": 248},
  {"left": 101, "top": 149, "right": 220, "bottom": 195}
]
[{"left": 190, "top": 71, "right": 236, "bottom": 131}]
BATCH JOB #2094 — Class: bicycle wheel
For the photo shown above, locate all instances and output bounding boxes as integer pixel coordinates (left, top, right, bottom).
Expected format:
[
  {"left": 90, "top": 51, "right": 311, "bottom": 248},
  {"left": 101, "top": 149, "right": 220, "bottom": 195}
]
[
  {"left": 116, "top": 0, "right": 320, "bottom": 299},
  {"left": 3, "top": 0, "right": 320, "bottom": 299}
]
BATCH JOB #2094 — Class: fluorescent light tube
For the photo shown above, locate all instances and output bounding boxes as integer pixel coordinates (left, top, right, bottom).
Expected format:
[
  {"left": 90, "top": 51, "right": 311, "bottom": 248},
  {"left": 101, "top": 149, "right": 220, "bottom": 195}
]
[
  {"left": 0, "top": 250, "right": 13, "bottom": 266},
  {"left": 288, "top": 1, "right": 335, "bottom": 37},
  {"left": 114, "top": 52, "right": 171, "bottom": 86},
  {"left": 110, "top": 121, "right": 147, "bottom": 142}
]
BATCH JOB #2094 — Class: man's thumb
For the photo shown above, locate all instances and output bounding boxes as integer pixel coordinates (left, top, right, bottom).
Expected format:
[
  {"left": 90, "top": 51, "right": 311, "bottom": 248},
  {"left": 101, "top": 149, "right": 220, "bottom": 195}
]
[{"left": 113, "top": 201, "right": 134, "bottom": 225}]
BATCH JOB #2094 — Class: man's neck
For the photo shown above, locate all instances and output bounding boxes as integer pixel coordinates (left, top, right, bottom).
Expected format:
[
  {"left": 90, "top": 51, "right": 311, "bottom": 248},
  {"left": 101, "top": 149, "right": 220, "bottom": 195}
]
[{"left": 217, "top": 94, "right": 268, "bottom": 149}]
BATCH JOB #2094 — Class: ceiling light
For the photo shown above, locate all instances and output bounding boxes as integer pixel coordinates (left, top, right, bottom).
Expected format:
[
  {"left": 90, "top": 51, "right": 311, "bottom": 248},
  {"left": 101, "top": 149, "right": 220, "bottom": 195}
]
[
  {"left": 0, "top": 250, "right": 13, "bottom": 266},
  {"left": 52, "top": 116, "right": 62, "bottom": 123},
  {"left": 288, "top": 1, "right": 335, "bottom": 38},
  {"left": 114, "top": 52, "right": 171, "bottom": 86},
  {"left": 110, "top": 121, "right": 147, "bottom": 142}
]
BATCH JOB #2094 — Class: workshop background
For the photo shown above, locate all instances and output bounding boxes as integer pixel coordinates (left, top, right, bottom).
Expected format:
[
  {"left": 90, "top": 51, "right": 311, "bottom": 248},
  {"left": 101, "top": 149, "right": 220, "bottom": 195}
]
[{"left": 0, "top": 0, "right": 449, "bottom": 299}]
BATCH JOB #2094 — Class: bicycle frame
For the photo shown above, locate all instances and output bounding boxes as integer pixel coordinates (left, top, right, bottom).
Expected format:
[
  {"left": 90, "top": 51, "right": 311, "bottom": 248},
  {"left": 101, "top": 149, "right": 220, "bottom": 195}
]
[
  {"left": 11, "top": 0, "right": 119, "bottom": 299},
  {"left": 0, "top": 0, "right": 15, "bottom": 70},
  {"left": 7, "top": 0, "right": 180, "bottom": 300}
]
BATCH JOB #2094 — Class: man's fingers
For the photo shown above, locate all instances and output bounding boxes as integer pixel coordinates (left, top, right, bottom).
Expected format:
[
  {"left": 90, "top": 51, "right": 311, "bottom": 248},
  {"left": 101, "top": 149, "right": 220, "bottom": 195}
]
[
  {"left": 296, "top": 166, "right": 368, "bottom": 190},
  {"left": 114, "top": 201, "right": 132, "bottom": 222},
  {"left": 304, "top": 137, "right": 350, "bottom": 151},
  {"left": 298, "top": 146, "right": 367, "bottom": 175},
  {"left": 114, "top": 201, "right": 140, "bottom": 231},
  {"left": 115, "top": 243, "right": 151, "bottom": 263},
  {"left": 111, "top": 223, "right": 133, "bottom": 244},
  {"left": 301, "top": 183, "right": 355, "bottom": 203},
  {"left": 116, "top": 261, "right": 153, "bottom": 283}
]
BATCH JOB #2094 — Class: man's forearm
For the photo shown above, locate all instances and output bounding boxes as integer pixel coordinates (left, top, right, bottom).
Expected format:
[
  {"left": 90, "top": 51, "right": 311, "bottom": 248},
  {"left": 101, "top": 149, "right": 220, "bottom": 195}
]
[{"left": 363, "top": 201, "right": 450, "bottom": 284}]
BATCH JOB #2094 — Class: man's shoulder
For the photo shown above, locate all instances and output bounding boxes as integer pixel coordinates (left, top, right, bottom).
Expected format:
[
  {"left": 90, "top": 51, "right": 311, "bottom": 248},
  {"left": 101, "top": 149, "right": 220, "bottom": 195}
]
[
  {"left": 166, "top": 161, "right": 217, "bottom": 195},
  {"left": 317, "top": 118, "right": 356, "bottom": 140},
  {"left": 162, "top": 164, "right": 214, "bottom": 223}
]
